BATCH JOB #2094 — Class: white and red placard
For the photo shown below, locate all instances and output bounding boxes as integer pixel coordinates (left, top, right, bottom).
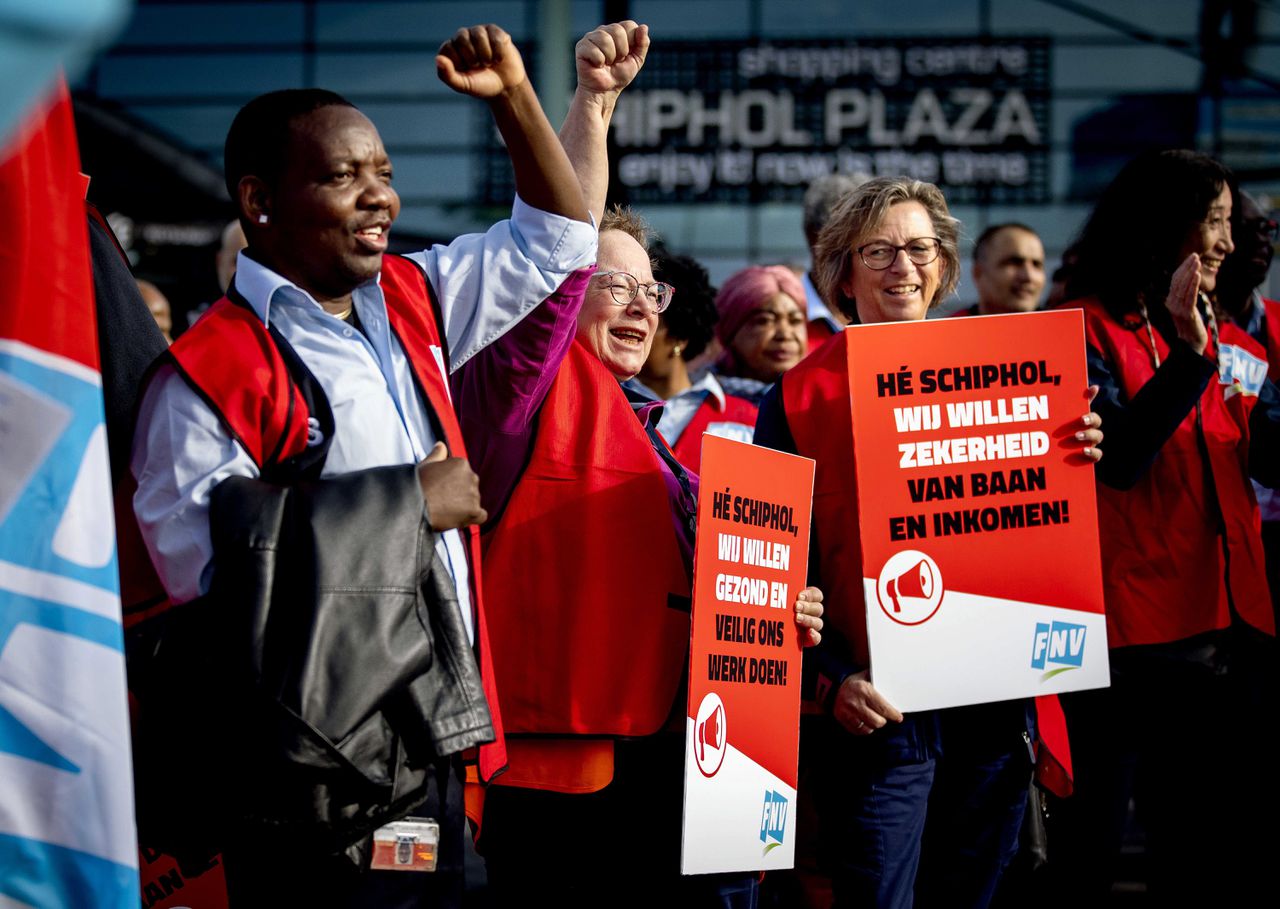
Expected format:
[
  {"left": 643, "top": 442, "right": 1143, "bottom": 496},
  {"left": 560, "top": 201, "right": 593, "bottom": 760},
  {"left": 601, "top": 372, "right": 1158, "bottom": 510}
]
[
  {"left": 681, "top": 435, "right": 815, "bottom": 875},
  {"left": 847, "top": 310, "right": 1109, "bottom": 712}
]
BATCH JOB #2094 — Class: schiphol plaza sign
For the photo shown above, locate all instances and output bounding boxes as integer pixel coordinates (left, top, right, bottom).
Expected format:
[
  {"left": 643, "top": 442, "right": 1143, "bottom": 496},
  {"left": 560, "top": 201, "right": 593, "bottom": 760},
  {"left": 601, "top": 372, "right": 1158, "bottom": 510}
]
[{"left": 485, "top": 37, "right": 1051, "bottom": 206}]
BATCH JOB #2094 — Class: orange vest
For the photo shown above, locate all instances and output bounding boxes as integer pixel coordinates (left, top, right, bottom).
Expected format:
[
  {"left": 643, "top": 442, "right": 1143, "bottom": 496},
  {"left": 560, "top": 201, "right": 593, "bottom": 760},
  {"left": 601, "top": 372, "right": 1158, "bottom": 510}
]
[
  {"left": 482, "top": 340, "right": 691, "bottom": 791},
  {"left": 1082, "top": 297, "right": 1275, "bottom": 646},
  {"left": 150, "top": 254, "right": 508, "bottom": 780}
]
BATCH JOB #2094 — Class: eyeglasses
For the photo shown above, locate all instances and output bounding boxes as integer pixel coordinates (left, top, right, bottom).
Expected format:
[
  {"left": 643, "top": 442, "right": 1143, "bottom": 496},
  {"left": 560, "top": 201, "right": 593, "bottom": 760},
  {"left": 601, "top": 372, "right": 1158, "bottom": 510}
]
[
  {"left": 1242, "top": 217, "right": 1279, "bottom": 241},
  {"left": 592, "top": 271, "right": 675, "bottom": 313},
  {"left": 856, "top": 237, "right": 942, "bottom": 270}
]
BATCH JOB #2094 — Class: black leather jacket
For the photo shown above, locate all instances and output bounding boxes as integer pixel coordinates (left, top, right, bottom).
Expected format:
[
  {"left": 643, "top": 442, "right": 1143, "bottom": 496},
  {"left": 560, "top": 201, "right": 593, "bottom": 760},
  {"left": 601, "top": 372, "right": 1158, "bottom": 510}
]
[{"left": 130, "top": 464, "right": 494, "bottom": 863}]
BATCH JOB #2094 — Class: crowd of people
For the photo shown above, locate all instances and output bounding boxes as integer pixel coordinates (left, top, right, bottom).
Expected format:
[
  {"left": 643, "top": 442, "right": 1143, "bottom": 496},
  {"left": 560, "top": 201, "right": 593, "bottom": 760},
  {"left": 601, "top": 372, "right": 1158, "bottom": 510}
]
[{"left": 35, "top": 15, "right": 1278, "bottom": 909}]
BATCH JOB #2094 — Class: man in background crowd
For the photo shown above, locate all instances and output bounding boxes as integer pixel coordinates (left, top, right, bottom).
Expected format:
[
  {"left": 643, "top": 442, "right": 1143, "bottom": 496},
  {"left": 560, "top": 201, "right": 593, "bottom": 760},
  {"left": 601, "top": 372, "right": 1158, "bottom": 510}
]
[
  {"left": 1216, "top": 190, "right": 1280, "bottom": 618},
  {"left": 960, "top": 223, "right": 1046, "bottom": 317},
  {"left": 135, "top": 279, "right": 173, "bottom": 343},
  {"left": 801, "top": 173, "right": 863, "bottom": 343}
]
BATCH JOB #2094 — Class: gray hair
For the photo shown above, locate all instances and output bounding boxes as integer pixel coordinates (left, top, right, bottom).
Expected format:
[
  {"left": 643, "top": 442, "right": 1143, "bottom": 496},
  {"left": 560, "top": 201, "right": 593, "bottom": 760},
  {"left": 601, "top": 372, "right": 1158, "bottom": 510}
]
[
  {"left": 812, "top": 176, "right": 961, "bottom": 321},
  {"left": 803, "top": 173, "right": 867, "bottom": 247}
]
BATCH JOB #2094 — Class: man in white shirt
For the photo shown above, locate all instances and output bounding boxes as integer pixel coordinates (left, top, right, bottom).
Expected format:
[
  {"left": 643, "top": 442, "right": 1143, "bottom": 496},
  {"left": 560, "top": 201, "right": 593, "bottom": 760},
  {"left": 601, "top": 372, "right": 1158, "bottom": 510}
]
[{"left": 130, "top": 24, "right": 595, "bottom": 908}]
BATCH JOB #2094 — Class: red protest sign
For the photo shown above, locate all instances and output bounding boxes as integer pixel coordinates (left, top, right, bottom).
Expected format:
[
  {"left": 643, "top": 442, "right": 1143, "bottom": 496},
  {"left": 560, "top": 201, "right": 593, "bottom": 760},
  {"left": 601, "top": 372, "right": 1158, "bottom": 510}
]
[
  {"left": 846, "top": 310, "right": 1108, "bottom": 711},
  {"left": 681, "top": 435, "right": 814, "bottom": 875}
]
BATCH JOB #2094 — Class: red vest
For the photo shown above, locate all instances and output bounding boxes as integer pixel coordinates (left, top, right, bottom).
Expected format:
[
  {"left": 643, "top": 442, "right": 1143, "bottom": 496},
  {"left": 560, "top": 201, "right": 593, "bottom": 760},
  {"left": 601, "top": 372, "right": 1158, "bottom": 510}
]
[
  {"left": 159, "top": 254, "right": 507, "bottom": 780},
  {"left": 1262, "top": 297, "right": 1280, "bottom": 381},
  {"left": 670, "top": 390, "right": 759, "bottom": 474},
  {"left": 806, "top": 318, "right": 838, "bottom": 354},
  {"left": 779, "top": 332, "right": 869, "bottom": 663},
  {"left": 1082, "top": 298, "right": 1275, "bottom": 647},
  {"left": 483, "top": 340, "right": 691, "bottom": 742}
]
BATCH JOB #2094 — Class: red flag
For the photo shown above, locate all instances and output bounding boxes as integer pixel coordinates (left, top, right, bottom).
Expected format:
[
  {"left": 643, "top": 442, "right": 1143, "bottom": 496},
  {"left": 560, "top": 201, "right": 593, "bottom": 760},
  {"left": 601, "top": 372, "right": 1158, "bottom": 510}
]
[{"left": 0, "top": 81, "right": 98, "bottom": 367}]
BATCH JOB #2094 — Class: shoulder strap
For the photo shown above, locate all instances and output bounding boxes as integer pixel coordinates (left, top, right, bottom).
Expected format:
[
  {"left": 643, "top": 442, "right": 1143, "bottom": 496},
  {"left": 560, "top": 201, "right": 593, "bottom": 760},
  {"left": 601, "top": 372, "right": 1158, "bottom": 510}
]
[{"left": 164, "top": 288, "right": 334, "bottom": 483}]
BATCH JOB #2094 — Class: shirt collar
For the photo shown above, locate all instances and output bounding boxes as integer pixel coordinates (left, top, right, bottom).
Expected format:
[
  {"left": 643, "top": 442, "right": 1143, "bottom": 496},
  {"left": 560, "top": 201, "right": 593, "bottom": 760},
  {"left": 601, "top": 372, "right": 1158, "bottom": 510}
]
[
  {"left": 691, "top": 370, "right": 727, "bottom": 411},
  {"left": 625, "top": 371, "right": 727, "bottom": 412},
  {"left": 621, "top": 378, "right": 666, "bottom": 428},
  {"left": 232, "top": 249, "right": 381, "bottom": 328},
  {"left": 803, "top": 270, "right": 839, "bottom": 329},
  {"left": 1241, "top": 289, "right": 1267, "bottom": 338}
]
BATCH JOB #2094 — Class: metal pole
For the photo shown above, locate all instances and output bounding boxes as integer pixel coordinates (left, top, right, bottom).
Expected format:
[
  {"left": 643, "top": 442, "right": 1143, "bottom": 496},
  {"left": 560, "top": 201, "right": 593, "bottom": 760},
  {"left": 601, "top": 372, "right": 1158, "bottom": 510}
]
[{"left": 537, "top": 0, "right": 572, "bottom": 128}]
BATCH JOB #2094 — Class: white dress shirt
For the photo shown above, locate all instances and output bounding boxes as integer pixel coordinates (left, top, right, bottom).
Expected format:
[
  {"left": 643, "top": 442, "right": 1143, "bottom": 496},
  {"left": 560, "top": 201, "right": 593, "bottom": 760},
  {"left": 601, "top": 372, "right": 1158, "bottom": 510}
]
[{"left": 131, "top": 197, "right": 598, "bottom": 631}]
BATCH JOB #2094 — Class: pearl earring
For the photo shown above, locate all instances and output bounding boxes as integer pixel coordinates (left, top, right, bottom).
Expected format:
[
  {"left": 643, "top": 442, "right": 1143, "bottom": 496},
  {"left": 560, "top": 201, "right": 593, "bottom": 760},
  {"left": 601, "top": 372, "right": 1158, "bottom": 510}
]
[
  {"left": 673, "top": 345, "right": 683, "bottom": 356},
  {"left": 258, "top": 214, "right": 269, "bottom": 224}
]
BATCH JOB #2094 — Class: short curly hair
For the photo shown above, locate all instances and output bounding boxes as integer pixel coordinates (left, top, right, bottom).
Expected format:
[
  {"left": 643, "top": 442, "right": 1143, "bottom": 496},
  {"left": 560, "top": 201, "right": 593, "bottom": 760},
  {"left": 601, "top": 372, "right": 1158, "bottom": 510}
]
[
  {"left": 652, "top": 246, "right": 718, "bottom": 361},
  {"left": 813, "top": 176, "right": 961, "bottom": 322},
  {"left": 600, "top": 204, "right": 653, "bottom": 250}
]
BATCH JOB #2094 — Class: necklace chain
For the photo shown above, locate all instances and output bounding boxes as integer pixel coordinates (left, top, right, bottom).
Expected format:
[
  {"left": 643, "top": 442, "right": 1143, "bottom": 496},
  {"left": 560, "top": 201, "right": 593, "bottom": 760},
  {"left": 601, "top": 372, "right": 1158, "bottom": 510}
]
[{"left": 1139, "top": 293, "right": 1219, "bottom": 370}]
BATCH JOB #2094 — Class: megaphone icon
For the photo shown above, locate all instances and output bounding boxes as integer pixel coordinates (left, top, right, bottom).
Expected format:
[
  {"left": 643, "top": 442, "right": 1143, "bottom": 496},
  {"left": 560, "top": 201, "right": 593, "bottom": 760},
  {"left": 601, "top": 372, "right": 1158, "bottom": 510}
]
[
  {"left": 886, "top": 559, "right": 935, "bottom": 613},
  {"left": 697, "top": 704, "right": 724, "bottom": 762}
]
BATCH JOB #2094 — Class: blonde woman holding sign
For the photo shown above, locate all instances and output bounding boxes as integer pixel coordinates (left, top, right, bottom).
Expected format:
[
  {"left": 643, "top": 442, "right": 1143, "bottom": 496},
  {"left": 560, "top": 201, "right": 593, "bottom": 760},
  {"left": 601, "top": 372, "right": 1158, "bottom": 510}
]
[{"left": 754, "top": 176, "right": 1103, "bottom": 909}]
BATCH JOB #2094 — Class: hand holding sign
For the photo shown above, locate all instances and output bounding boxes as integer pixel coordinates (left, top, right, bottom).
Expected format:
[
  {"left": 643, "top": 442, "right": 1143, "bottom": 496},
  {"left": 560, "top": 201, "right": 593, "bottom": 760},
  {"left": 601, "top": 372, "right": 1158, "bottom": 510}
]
[
  {"left": 834, "top": 670, "right": 903, "bottom": 736},
  {"left": 1074, "top": 386, "right": 1104, "bottom": 461},
  {"left": 794, "top": 587, "right": 824, "bottom": 647}
]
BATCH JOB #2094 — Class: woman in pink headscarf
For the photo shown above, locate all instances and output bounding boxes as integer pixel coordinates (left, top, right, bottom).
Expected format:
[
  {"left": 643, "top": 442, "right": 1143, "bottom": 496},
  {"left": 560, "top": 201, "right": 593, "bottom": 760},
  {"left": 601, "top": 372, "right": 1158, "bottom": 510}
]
[
  {"left": 712, "top": 264, "right": 810, "bottom": 407},
  {"left": 639, "top": 263, "right": 810, "bottom": 473}
]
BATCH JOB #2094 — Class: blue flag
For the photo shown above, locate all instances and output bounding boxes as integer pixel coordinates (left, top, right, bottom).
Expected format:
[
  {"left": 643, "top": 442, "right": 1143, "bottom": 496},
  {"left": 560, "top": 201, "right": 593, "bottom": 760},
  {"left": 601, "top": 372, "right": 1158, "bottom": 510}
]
[{"left": 0, "top": 84, "right": 140, "bottom": 908}]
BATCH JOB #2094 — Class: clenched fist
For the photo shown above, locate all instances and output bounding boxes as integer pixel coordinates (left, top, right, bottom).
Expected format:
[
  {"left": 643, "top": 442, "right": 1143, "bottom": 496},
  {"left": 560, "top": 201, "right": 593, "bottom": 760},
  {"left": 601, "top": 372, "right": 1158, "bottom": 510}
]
[
  {"left": 437, "top": 24, "right": 527, "bottom": 99},
  {"left": 575, "top": 21, "right": 650, "bottom": 96},
  {"left": 417, "top": 442, "right": 488, "bottom": 530}
]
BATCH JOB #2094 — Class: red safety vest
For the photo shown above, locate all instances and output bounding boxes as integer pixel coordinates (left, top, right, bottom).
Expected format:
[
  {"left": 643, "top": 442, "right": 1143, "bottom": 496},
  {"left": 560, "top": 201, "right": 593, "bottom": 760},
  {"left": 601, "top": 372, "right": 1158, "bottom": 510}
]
[
  {"left": 151, "top": 254, "right": 507, "bottom": 780},
  {"left": 779, "top": 333, "right": 868, "bottom": 663},
  {"left": 1082, "top": 298, "right": 1275, "bottom": 647},
  {"left": 670, "top": 389, "right": 759, "bottom": 474},
  {"left": 1262, "top": 297, "right": 1280, "bottom": 381},
  {"left": 806, "top": 318, "right": 837, "bottom": 354},
  {"left": 481, "top": 340, "right": 691, "bottom": 789},
  {"left": 779, "top": 330, "right": 1074, "bottom": 796}
]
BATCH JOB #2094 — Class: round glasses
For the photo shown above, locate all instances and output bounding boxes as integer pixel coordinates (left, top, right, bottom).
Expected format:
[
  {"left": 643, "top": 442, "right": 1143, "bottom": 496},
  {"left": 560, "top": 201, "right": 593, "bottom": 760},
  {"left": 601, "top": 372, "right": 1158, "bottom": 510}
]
[
  {"left": 593, "top": 271, "right": 675, "bottom": 313},
  {"left": 856, "top": 237, "right": 942, "bottom": 270}
]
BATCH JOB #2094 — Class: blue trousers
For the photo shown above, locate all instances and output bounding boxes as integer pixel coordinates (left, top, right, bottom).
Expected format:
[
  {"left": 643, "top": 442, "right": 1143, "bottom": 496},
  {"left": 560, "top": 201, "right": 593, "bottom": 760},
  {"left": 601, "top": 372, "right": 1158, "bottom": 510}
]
[{"left": 815, "top": 701, "right": 1032, "bottom": 909}]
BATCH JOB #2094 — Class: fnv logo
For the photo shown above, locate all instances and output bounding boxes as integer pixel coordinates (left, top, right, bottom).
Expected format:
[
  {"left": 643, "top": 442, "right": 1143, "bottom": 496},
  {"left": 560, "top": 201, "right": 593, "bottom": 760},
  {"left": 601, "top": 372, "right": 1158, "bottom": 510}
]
[
  {"left": 1031, "top": 621, "right": 1086, "bottom": 680},
  {"left": 760, "top": 790, "right": 788, "bottom": 855},
  {"left": 1218, "top": 343, "right": 1267, "bottom": 399}
]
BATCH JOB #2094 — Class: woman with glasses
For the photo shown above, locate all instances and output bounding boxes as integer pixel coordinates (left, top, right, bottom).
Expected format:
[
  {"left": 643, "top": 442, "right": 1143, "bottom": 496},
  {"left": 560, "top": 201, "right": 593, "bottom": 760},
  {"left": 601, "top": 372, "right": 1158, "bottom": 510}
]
[
  {"left": 464, "top": 203, "right": 824, "bottom": 908},
  {"left": 1046, "top": 150, "right": 1280, "bottom": 906},
  {"left": 710, "top": 264, "right": 810, "bottom": 405},
  {"left": 453, "top": 22, "right": 824, "bottom": 907},
  {"left": 632, "top": 250, "right": 772, "bottom": 473},
  {"left": 753, "top": 176, "right": 1103, "bottom": 909}
]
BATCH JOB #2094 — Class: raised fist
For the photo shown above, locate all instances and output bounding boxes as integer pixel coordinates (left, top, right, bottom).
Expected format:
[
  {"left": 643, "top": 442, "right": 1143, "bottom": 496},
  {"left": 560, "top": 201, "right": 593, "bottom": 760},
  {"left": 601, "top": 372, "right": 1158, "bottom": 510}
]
[
  {"left": 437, "top": 24, "right": 527, "bottom": 98},
  {"left": 575, "top": 21, "right": 650, "bottom": 95}
]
